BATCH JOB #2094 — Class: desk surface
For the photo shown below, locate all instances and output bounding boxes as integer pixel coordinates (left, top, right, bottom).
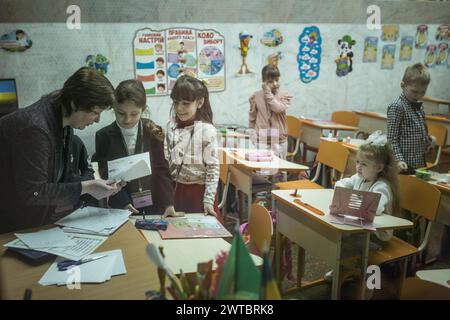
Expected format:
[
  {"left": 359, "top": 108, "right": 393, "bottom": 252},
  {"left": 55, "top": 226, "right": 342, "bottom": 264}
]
[
  {"left": 272, "top": 189, "right": 413, "bottom": 232},
  {"left": 300, "top": 119, "right": 359, "bottom": 131},
  {"left": 0, "top": 221, "right": 159, "bottom": 300},
  {"left": 354, "top": 111, "right": 387, "bottom": 120},
  {"left": 422, "top": 96, "right": 450, "bottom": 105},
  {"left": 220, "top": 148, "right": 308, "bottom": 172},
  {"left": 320, "top": 137, "right": 365, "bottom": 151},
  {"left": 131, "top": 215, "right": 262, "bottom": 274}
]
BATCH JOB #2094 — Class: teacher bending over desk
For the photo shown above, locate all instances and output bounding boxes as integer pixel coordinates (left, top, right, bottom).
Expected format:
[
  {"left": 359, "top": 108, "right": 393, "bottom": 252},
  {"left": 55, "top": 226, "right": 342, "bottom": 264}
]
[{"left": 0, "top": 67, "right": 124, "bottom": 234}]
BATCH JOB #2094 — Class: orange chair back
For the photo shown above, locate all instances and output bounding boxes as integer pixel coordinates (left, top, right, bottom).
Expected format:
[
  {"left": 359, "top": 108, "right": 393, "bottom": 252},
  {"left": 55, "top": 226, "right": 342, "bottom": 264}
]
[
  {"left": 316, "top": 139, "right": 350, "bottom": 173},
  {"left": 286, "top": 115, "right": 302, "bottom": 139},
  {"left": 427, "top": 123, "right": 447, "bottom": 147},
  {"left": 248, "top": 204, "right": 273, "bottom": 255},
  {"left": 332, "top": 111, "right": 359, "bottom": 127}
]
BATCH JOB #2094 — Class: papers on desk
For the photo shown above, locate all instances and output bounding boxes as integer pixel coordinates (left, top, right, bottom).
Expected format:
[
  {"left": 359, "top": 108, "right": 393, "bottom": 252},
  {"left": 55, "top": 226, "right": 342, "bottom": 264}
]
[
  {"left": 4, "top": 233, "right": 107, "bottom": 261},
  {"left": 15, "top": 227, "right": 75, "bottom": 249},
  {"left": 55, "top": 206, "right": 131, "bottom": 236},
  {"left": 416, "top": 269, "right": 450, "bottom": 289},
  {"left": 39, "top": 249, "right": 126, "bottom": 286},
  {"left": 108, "top": 152, "right": 151, "bottom": 182}
]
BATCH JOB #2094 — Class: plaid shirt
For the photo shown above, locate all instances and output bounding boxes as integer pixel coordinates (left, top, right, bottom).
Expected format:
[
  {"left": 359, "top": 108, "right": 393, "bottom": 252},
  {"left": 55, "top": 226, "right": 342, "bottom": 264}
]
[{"left": 387, "top": 93, "right": 431, "bottom": 170}]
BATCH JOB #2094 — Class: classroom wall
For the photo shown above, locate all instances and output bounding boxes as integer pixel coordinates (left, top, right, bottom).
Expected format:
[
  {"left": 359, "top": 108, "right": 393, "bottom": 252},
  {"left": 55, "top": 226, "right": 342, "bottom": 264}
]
[{"left": 1, "top": 1, "right": 449, "bottom": 155}]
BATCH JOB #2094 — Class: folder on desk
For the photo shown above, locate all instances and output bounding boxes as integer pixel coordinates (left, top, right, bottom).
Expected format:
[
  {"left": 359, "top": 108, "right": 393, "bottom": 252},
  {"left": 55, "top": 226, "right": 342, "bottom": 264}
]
[
  {"left": 158, "top": 215, "right": 232, "bottom": 239},
  {"left": 329, "top": 187, "right": 380, "bottom": 230}
]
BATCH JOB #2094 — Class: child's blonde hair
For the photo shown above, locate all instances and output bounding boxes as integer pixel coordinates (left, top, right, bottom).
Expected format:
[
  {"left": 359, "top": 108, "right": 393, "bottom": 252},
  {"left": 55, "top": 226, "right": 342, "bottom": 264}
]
[
  {"left": 358, "top": 142, "right": 400, "bottom": 215},
  {"left": 402, "top": 63, "right": 430, "bottom": 86}
]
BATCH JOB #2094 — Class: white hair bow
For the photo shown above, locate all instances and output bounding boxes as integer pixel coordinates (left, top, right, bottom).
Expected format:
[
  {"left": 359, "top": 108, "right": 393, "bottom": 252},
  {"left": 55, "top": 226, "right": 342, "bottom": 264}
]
[{"left": 364, "top": 130, "right": 387, "bottom": 146}]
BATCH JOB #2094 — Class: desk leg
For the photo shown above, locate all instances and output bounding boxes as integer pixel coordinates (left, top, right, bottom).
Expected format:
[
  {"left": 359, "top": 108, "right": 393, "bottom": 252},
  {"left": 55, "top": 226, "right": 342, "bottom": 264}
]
[
  {"left": 297, "top": 246, "right": 305, "bottom": 288},
  {"left": 274, "top": 198, "right": 282, "bottom": 288},
  {"left": 360, "top": 233, "right": 370, "bottom": 300},
  {"left": 331, "top": 236, "right": 342, "bottom": 300}
]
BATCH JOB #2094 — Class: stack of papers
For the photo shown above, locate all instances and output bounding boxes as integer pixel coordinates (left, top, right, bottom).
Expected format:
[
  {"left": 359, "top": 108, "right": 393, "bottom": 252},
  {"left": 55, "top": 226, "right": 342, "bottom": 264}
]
[
  {"left": 39, "top": 249, "right": 126, "bottom": 286},
  {"left": 55, "top": 206, "right": 131, "bottom": 236},
  {"left": 108, "top": 152, "right": 151, "bottom": 182},
  {"left": 4, "top": 231, "right": 107, "bottom": 261}
]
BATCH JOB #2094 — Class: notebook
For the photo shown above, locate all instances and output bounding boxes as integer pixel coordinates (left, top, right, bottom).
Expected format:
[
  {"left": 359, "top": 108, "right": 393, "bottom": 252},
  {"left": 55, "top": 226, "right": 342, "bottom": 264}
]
[{"left": 328, "top": 187, "right": 381, "bottom": 230}]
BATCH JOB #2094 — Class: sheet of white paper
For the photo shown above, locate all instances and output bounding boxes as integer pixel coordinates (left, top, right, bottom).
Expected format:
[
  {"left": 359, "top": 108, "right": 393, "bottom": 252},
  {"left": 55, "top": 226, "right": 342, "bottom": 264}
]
[
  {"left": 39, "top": 255, "right": 117, "bottom": 286},
  {"left": 5, "top": 233, "right": 108, "bottom": 261},
  {"left": 108, "top": 152, "right": 151, "bottom": 182},
  {"left": 55, "top": 207, "right": 131, "bottom": 234},
  {"left": 15, "top": 227, "right": 75, "bottom": 249}
]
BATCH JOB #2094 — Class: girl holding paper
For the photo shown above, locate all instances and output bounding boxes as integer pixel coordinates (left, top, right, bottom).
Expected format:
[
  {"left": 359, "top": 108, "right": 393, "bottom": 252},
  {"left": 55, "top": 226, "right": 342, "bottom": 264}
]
[{"left": 95, "top": 80, "right": 176, "bottom": 216}]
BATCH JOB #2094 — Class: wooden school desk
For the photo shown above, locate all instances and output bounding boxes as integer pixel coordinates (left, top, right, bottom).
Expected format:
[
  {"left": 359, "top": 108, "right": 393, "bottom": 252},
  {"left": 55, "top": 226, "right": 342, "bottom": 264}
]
[
  {"left": 355, "top": 111, "right": 450, "bottom": 147},
  {"left": 299, "top": 119, "right": 359, "bottom": 163},
  {"left": 219, "top": 147, "right": 309, "bottom": 220},
  {"left": 421, "top": 96, "right": 450, "bottom": 115},
  {"left": 272, "top": 189, "right": 413, "bottom": 300},
  {"left": 0, "top": 221, "right": 159, "bottom": 300},
  {"left": 130, "top": 215, "right": 262, "bottom": 275},
  {"left": 218, "top": 129, "right": 250, "bottom": 148},
  {"left": 427, "top": 176, "right": 450, "bottom": 226}
]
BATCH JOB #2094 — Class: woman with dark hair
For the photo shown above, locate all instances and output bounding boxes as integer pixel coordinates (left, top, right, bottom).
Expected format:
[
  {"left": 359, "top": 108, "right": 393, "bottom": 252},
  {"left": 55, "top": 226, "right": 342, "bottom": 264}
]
[
  {"left": 95, "top": 79, "right": 175, "bottom": 216},
  {"left": 0, "top": 67, "right": 122, "bottom": 233}
]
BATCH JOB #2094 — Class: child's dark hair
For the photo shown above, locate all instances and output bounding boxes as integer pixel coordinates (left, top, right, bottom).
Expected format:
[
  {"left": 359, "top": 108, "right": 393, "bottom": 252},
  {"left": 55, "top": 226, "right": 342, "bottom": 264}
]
[
  {"left": 170, "top": 75, "right": 213, "bottom": 124},
  {"left": 262, "top": 64, "right": 280, "bottom": 82},
  {"left": 358, "top": 143, "right": 400, "bottom": 215},
  {"left": 115, "top": 79, "right": 164, "bottom": 141}
]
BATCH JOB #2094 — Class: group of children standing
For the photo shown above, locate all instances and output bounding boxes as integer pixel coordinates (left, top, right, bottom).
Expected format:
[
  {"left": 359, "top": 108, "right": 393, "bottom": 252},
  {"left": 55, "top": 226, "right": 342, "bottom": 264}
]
[{"left": 93, "top": 62, "right": 436, "bottom": 244}]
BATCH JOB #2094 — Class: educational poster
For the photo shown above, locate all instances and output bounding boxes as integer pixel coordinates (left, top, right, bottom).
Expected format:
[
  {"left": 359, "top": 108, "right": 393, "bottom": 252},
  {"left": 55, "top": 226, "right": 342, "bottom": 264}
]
[
  {"left": 158, "top": 216, "right": 232, "bottom": 239},
  {"left": 0, "top": 29, "right": 32, "bottom": 52},
  {"left": 415, "top": 25, "right": 428, "bottom": 49},
  {"left": 381, "top": 25, "right": 399, "bottom": 42},
  {"left": 436, "top": 43, "right": 448, "bottom": 67},
  {"left": 238, "top": 32, "right": 253, "bottom": 75},
  {"left": 297, "top": 26, "right": 322, "bottom": 84},
  {"left": 399, "top": 36, "right": 414, "bottom": 61},
  {"left": 363, "top": 37, "right": 378, "bottom": 63},
  {"left": 435, "top": 25, "right": 449, "bottom": 41},
  {"left": 424, "top": 44, "right": 437, "bottom": 68},
  {"left": 133, "top": 28, "right": 225, "bottom": 96},
  {"left": 260, "top": 28, "right": 283, "bottom": 47},
  {"left": 381, "top": 44, "right": 395, "bottom": 70},
  {"left": 85, "top": 54, "right": 110, "bottom": 74},
  {"left": 335, "top": 35, "right": 356, "bottom": 77}
]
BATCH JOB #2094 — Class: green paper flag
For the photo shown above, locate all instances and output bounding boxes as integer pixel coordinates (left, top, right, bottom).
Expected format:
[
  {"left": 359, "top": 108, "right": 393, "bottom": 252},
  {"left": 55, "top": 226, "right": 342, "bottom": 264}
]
[{"left": 216, "top": 232, "right": 261, "bottom": 300}]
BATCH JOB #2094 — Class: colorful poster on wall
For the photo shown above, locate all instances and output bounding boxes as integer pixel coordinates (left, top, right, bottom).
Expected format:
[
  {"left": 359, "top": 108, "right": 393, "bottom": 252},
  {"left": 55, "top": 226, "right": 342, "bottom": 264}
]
[
  {"left": 424, "top": 45, "right": 437, "bottom": 68},
  {"left": 381, "top": 25, "right": 399, "bottom": 42},
  {"left": 415, "top": 25, "right": 428, "bottom": 49},
  {"left": 363, "top": 37, "right": 378, "bottom": 63},
  {"left": 297, "top": 26, "right": 322, "bottom": 84},
  {"left": 436, "top": 43, "right": 448, "bottom": 67},
  {"left": 381, "top": 44, "right": 395, "bottom": 70},
  {"left": 435, "top": 25, "right": 449, "bottom": 41},
  {"left": 238, "top": 32, "right": 253, "bottom": 75},
  {"left": 335, "top": 35, "right": 356, "bottom": 77},
  {"left": 267, "top": 52, "right": 282, "bottom": 66},
  {"left": 0, "top": 29, "right": 32, "bottom": 52},
  {"left": 399, "top": 36, "right": 414, "bottom": 61},
  {"left": 133, "top": 28, "right": 225, "bottom": 96}
]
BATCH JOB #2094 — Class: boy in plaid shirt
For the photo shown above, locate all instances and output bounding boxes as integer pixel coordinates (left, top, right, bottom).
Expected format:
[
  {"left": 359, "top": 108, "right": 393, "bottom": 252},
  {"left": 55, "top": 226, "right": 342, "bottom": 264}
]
[{"left": 387, "top": 63, "right": 436, "bottom": 174}]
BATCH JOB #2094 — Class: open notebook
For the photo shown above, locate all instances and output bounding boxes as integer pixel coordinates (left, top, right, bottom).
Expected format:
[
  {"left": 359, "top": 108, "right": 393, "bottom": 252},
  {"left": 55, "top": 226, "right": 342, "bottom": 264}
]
[{"left": 328, "top": 187, "right": 381, "bottom": 230}]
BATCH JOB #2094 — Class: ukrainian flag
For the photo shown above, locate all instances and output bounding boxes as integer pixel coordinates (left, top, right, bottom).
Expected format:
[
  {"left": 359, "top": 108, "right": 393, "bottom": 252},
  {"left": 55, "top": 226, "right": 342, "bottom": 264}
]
[{"left": 0, "top": 80, "right": 17, "bottom": 103}]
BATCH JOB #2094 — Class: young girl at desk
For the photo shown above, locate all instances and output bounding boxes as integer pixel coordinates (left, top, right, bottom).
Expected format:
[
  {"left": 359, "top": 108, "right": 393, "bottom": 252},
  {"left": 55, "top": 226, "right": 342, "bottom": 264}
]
[
  {"left": 95, "top": 79, "right": 176, "bottom": 216},
  {"left": 335, "top": 131, "right": 399, "bottom": 242},
  {"left": 164, "top": 75, "right": 220, "bottom": 218}
]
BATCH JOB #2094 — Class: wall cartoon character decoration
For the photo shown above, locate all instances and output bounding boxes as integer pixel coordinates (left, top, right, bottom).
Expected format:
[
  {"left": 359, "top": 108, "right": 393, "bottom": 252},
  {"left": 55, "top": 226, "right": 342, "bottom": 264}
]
[
  {"left": 267, "top": 52, "right": 282, "bottom": 66},
  {"left": 85, "top": 54, "right": 109, "bottom": 74},
  {"left": 381, "top": 44, "right": 395, "bottom": 69},
  {"left": 363, "top": 37, "right": 378, "bottom": 63},
  {"left": 261, "top": 29, "right": 283, "bottom": 47},
  {"left": 238, "top": 32, "right": 253, "bottom": 74},
  {"left": 435, "top": 25, "right": 448, "bottom": 41},
  {"left": 424, "top": 45, "right": 437, "bottom": 68},
  {"left": 297, "top": 26, "right": 322, "bottom": 84},
  {"left": 0, "top": 29, "right": 33, "bottom": 52},
  {"left": 436, "top": 43, "right": 448, "bottom": 66},
  {"left": 415, "top": 25, "right": 428, "bottom": 49},
  {"left": 335, "top": 35, "right": 356, "bottom": 77},
  {"left": 381, "top": 25, "right": 399, "bottom": 42}
]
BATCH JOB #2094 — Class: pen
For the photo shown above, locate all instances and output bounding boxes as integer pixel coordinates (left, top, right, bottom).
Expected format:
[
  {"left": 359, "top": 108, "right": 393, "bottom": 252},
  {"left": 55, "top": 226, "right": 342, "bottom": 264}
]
[{"left": 23, "top": 288, "right": 32, "bottom": 300}]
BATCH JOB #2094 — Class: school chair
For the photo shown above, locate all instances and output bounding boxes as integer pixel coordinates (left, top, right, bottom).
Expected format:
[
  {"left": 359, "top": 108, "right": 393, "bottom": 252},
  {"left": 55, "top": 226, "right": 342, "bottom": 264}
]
[
  {"left": 275, "top": 139, "right": 350, "bottom": 190},
  {"left": 247, "top": 203, "right": 273, "bottom": 257},
  {"left": 400, "top": 277, "right": 450, "bottom": 300},
  {"left": 218, "top": 162, "right": 237, "bottom": 222},
  {"left": 367, "top": 175, "right": 441, "bottom": 297},
  {"left": 331, "top": 111, "right": 359, "bottom": 127},
  {"left": 286, "top": 115, "right": 303, "bottom": 161},
  {"left": 425, "top": 123, "right": 447, "bottom": 169}
]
